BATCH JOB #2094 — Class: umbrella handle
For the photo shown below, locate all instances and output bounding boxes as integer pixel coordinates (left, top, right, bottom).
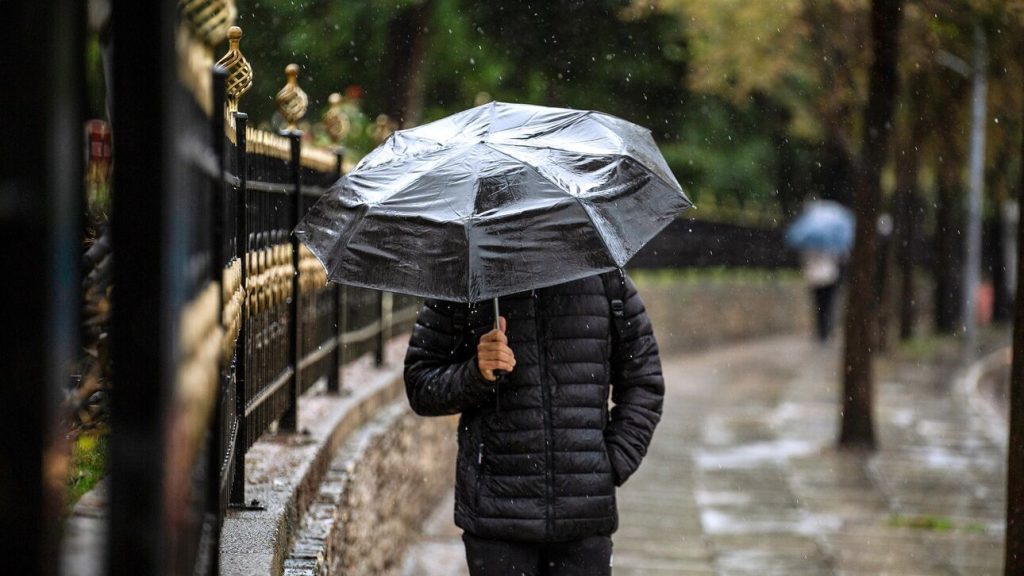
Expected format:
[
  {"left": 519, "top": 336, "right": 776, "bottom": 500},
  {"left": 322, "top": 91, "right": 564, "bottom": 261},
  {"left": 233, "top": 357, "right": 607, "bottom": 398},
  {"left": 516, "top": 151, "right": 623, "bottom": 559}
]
[{"left": 492, "top": 297, "right": 505, "bottom": 378}]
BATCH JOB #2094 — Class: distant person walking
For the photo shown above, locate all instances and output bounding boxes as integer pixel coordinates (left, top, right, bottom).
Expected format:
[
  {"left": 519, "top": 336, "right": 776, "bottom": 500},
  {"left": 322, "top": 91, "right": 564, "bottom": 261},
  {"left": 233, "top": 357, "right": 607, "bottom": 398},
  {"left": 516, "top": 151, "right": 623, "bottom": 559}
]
[
  {"left": 784, "top": 200, "right": 855, "bottom": 343},
  {"left": 801, "top": 250, "right": 843, "bottom": 342},
  {"left": 404, "top": 272, "right": 664, "bottom": 576}
]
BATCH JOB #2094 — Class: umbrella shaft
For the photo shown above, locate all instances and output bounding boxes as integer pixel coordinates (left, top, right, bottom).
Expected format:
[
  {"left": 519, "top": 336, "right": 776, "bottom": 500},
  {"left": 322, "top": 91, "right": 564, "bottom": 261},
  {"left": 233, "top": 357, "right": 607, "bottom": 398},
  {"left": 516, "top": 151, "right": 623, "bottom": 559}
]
[{"left": 493, "top": 297, "right": 500, "bottom": 330}]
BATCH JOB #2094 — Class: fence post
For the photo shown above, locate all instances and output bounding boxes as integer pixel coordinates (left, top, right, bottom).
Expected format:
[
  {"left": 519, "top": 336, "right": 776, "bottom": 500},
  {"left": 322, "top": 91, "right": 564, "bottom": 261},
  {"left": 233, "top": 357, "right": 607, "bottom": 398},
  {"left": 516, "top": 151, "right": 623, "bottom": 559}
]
[
  {"left": 280, "top": 129, "right": 302, "bottom": 431},
  {"left": 207, "top": 64, "right": 228, "bottom": 558},
  {"left": 108, "top": 1, "right": 180, "bottom": 572},
  {"left": 231, "top": 112, "right": 249, "bottom": 505},
  {"left": 1, "top": 2, "right": 82, "bottom": 571},
  {"left": 278, "top": 63, "right": 307, "bottom": 431},
  {"left": 328, "top": 147, "right": 345, "bottom": 393}
]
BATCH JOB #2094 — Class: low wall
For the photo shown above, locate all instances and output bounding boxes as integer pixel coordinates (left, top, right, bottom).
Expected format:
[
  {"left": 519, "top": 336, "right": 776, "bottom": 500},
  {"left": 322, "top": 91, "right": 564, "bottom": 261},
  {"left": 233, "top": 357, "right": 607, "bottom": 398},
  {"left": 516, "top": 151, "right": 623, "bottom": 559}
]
[
  {"left": 633, "top": 271, "right": 814, "bottom": 357},
  {"left": 284, "top": 403, "right": 456, "bottom": 576}
]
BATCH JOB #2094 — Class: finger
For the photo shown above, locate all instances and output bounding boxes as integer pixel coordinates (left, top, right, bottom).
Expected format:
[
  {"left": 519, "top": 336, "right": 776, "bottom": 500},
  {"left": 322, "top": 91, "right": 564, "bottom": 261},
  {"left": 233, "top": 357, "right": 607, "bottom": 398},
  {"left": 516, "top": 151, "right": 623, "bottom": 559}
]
[
  {"left": 480, "top": 360, "right": 515, "bottom": 373},
  {"left": 479, "top": 329, "right": 508, "bottom": 345},
  {"left": 478, "top": 350, "right": 516, "bottom": 366},
  {"left": 477, "top": 343, "right": 516, "bottom": 360},
  {"left": 480, "top": 368, "right": 496, "bottom": 382},
  {"left": 499, "top": 316, "right": 507, "bottom": 333},
  {"left": 477, "top": 341, "right": 514, "bottom": 355}
]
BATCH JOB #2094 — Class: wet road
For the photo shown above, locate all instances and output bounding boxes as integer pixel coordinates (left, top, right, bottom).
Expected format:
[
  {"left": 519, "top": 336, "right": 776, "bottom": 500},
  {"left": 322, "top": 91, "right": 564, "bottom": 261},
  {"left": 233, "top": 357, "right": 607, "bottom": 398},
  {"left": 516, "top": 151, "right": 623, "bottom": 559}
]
[{"left": 402, "top": 336, "right": 1006, "bottom": 575}]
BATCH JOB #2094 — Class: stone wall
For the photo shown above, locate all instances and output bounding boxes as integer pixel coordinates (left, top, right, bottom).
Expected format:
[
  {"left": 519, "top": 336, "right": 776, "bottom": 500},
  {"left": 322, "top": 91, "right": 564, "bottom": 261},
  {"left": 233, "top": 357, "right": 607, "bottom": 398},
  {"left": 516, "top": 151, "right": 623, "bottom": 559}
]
[
  {"left": 283, "top": 401, "right": 456, "bottom": 576},
  {"left": 633, "top": 273, "right": 815, "bottom": 357},
  {"left": 336, "top": 405, "right": 456, "bottom": 575}
]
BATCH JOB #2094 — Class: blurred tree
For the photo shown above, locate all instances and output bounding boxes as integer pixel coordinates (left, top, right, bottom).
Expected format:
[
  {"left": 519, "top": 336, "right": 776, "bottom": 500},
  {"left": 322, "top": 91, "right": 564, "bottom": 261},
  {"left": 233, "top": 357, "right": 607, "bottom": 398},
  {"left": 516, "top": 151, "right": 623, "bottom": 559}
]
[
  {"left": 451, "top": 1, "right": 687, "bottom": 121},
  {"left": 383, "top": 0, "right": 436, "bottom": 127},
  {"left": 647, "top": 0, "right": 871, "bottom": 209},
  {"left": 840, "top": 0, "right": 904, "bottom": 449},
  {"left": 237, "top": 1, "right": 691, "bottom": 151},
  {"left": 891, "top": 79, "right": 927, "bottom": 341}
]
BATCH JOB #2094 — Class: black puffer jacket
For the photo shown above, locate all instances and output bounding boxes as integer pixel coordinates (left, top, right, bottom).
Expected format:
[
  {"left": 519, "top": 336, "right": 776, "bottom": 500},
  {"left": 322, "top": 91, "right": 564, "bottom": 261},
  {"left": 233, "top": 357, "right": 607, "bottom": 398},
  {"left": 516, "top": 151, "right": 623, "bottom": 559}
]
[{"left": 404, "top": 273, "right": 664, "bottom": 542}]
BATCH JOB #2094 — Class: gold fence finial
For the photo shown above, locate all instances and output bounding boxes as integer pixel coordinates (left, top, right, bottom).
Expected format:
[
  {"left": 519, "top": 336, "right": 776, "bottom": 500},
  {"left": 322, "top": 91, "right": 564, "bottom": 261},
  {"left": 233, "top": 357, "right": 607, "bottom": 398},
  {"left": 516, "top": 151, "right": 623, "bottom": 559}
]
[
  {"left": 179, "top": 0, "right": 237, "bottom": 46},
  {"left": 215, "top": 25, "right": 252, "bottom": 113},
  {"left": 322, "top": 92, "right": 350, "bottom": 145},
  {"left": 276, "top": 63, "right": 309, "bottom": 131}
]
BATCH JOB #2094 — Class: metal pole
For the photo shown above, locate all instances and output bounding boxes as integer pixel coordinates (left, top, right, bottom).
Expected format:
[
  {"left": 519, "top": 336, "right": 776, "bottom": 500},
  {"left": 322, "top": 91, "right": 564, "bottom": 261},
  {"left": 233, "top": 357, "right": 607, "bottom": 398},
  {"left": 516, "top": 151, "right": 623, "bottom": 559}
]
[
  {"left": 0, "top": 2, "right": 81, "bottom": 571},
  {"left": 109, "top": 0, "right": 179, "bottom": 572},
  {"left": 962, "top": 22, "right": 988, "bottom": 359}
]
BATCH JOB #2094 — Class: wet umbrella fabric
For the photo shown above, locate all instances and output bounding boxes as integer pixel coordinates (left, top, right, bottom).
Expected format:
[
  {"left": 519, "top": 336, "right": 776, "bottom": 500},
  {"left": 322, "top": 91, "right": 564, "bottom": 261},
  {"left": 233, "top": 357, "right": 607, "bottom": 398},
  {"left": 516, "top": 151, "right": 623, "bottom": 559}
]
[
  {"left": 294, "top": 101, "right": 692, "bottom": 303},
  {"left": 784, "top": 200, "right": 855, "bottom": 255}
]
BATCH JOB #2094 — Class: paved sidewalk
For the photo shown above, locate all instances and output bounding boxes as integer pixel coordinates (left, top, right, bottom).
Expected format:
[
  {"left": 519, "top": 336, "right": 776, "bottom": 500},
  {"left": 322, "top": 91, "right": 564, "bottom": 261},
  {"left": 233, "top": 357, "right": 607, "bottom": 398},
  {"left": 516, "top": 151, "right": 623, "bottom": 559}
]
[{"left": 402, "top": 336, "right": 1006, "bottom": 575}]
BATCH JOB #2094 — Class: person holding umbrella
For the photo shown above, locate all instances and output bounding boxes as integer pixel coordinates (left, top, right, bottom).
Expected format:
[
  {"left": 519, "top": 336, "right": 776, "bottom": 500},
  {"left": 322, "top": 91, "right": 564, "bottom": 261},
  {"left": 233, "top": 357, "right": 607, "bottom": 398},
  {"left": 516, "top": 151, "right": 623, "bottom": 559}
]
[
  {"left": 295, "top": 102, "right": 691, "bottom": 575},
  {"left": 784, "top": 200, "right": 855, "bottom": 343}
]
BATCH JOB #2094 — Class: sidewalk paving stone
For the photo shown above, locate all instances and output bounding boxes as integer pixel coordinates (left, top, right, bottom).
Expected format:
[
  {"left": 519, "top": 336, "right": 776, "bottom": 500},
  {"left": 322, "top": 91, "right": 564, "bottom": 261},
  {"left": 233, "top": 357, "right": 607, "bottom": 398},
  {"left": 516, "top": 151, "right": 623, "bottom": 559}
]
[{"left": 401, "top": 336, "right": 1008, "bottom": 575}]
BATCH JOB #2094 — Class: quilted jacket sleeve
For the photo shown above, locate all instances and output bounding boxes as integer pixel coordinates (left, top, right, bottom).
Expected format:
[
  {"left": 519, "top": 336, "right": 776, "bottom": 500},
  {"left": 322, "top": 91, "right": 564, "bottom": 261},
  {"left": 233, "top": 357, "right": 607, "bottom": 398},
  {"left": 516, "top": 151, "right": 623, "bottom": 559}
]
[
  {"left": 605, "top": 274, "right": 665, "bottom": 486},
  {"left": 404, "top": 299, "right": 495, "bottom": 416}
]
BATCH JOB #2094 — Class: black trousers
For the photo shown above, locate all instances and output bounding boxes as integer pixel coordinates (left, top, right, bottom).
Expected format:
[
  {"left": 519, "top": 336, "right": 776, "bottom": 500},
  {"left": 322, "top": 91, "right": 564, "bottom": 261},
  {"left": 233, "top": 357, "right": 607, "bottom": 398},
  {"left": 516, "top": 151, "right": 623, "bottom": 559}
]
[
  {"left": 812, "top": 282, "right": 839, "bottom": 342},
  {"left": 463, "top": 532, "right": 612, "bottom": 576}
]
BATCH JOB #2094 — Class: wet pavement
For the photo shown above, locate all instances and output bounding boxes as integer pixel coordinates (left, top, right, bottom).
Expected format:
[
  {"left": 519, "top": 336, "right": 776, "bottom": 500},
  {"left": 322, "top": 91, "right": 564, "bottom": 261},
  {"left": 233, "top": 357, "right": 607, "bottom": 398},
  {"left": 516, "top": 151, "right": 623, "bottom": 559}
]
[{"left": 401, "top": 336, "right": 1007, "bottom": 575}]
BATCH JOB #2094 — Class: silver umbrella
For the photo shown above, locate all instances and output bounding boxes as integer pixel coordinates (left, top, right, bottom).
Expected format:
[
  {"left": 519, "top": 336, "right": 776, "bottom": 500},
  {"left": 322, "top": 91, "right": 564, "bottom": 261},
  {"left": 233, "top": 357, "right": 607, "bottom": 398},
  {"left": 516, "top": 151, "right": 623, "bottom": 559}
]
[{"left": 295, "top": 101, "right": 692, "bottom": 327}]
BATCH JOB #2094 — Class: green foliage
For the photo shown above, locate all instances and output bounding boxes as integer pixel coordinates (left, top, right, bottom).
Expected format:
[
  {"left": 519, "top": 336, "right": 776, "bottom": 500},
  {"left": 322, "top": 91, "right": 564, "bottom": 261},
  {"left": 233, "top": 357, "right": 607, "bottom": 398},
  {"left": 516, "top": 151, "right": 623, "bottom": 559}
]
[
  {"left": 233, "top": 0, "right": 861, "bottom": 219},
  {"left": 446, "top": 1, "right": 687, "bottom": 121},
  {"left": 66, "top": 433, "right": 107, "bottom": 511}
]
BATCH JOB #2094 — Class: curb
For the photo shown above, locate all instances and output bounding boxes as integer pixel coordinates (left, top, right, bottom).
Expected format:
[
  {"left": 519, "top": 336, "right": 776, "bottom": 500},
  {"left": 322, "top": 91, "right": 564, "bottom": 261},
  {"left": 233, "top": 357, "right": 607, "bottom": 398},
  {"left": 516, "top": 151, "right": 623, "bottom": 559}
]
[
  {"left": 959, "top": 345, "right": 1011, "bottom": 452},
  {"left": 220, "top": 337, "right": 410, "bottom": 576}
]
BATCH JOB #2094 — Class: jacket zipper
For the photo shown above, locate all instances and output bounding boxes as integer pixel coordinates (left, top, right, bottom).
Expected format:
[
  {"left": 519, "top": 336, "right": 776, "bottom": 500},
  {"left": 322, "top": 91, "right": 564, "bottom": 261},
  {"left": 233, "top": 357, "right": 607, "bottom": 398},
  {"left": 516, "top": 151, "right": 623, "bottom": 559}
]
[
  {"left": 535, "top": 289, "right": 554, "bottom": 539},
  {"left": 476, "top": 442, "right": 484, "bottom": 507}
]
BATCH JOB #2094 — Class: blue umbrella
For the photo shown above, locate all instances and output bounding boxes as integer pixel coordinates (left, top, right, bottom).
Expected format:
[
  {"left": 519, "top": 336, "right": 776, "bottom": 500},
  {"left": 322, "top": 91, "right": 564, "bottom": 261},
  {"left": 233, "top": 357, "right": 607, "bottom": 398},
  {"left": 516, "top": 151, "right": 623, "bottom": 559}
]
[{"left": 784, "top": 201, "right": 855, "bottom": 254}]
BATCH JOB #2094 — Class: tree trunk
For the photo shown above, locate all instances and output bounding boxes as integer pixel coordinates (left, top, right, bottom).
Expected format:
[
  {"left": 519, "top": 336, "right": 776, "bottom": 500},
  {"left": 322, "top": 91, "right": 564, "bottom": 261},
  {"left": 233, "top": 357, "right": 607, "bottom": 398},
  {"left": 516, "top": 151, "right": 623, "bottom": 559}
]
[
  {"left": 383, "top": 0, "right": 435, "bottom": 127},
  {"left": 999, "top": 199, "right": 1019, "bottom": 321},
  {"left": 1005, "top": 67, "right": 1024, "bottom": 576},
  {"left": 839, "top": 0, "right": 904, "bottom": 450},
  {"left": 934, "top": 136, "right": 965, "bottom": 334},
  {"left": 876, "top": 221, "right": 894, "bottom": 351},
  {"left": 894, "top": 93, "right": 925, "bottom": 341}
]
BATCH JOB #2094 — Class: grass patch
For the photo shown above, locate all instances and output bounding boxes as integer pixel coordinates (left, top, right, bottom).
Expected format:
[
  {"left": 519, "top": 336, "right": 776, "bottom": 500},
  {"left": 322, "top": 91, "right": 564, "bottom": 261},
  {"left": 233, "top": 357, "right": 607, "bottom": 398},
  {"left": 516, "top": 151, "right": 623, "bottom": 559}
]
[
  {"left": 66, "top": 433, "right": 107, "bottom": 510},
  {"left": 893, "top": 333, "right": 962, "bottom": 364},
  {"left": 887, "top": 514, "right": 987, "bottom": 534}
]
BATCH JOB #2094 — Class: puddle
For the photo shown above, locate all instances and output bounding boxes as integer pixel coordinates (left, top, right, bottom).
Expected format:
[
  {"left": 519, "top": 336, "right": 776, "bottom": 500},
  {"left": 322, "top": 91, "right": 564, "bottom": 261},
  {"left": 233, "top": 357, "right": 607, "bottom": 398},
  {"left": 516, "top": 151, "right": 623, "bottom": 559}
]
[
  {"left": 891, "top": 409, "right": 915, "bottom": 428},
  {"left": 695, "top": 490, "right": 754, "bottom": 506},
  {"left": 695, "top": 439, "right": 820, "bottom": 470},
  {"left": 700, "top": 509, "right": 841, "bottom": 536}
]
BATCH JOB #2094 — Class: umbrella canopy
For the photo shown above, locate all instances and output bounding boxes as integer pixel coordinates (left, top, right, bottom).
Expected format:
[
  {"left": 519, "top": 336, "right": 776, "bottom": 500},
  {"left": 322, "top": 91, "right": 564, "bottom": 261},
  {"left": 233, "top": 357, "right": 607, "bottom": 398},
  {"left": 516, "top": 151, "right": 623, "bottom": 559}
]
[
  {"left": 295, "top": 101, "right": 692, "bottom": 303},
  {"left": 784, "top": 200, "right": 855, "bottom": 255}
]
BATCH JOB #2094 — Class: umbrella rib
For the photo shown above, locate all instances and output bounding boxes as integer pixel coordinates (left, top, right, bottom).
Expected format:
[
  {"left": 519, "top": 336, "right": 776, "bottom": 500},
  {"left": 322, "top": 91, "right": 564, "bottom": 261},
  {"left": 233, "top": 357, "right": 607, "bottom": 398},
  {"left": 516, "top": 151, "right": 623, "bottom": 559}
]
[
  {"left": 484, "top": 141, "right": 689, "bottom": 207},
  {"left": 324, "top": 204, "right": 371, "bottom": 281}
]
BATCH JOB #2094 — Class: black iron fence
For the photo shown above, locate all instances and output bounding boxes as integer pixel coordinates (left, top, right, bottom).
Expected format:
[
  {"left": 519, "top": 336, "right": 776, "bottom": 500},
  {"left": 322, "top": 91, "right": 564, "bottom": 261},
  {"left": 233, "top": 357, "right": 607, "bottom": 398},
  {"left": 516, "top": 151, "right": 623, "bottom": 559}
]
[
  {"left": 97, "top": 8, "right": 420, "bottom": 575},
  {"left": 216, "top": 43, "right": 419, "bottom": 511}
]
